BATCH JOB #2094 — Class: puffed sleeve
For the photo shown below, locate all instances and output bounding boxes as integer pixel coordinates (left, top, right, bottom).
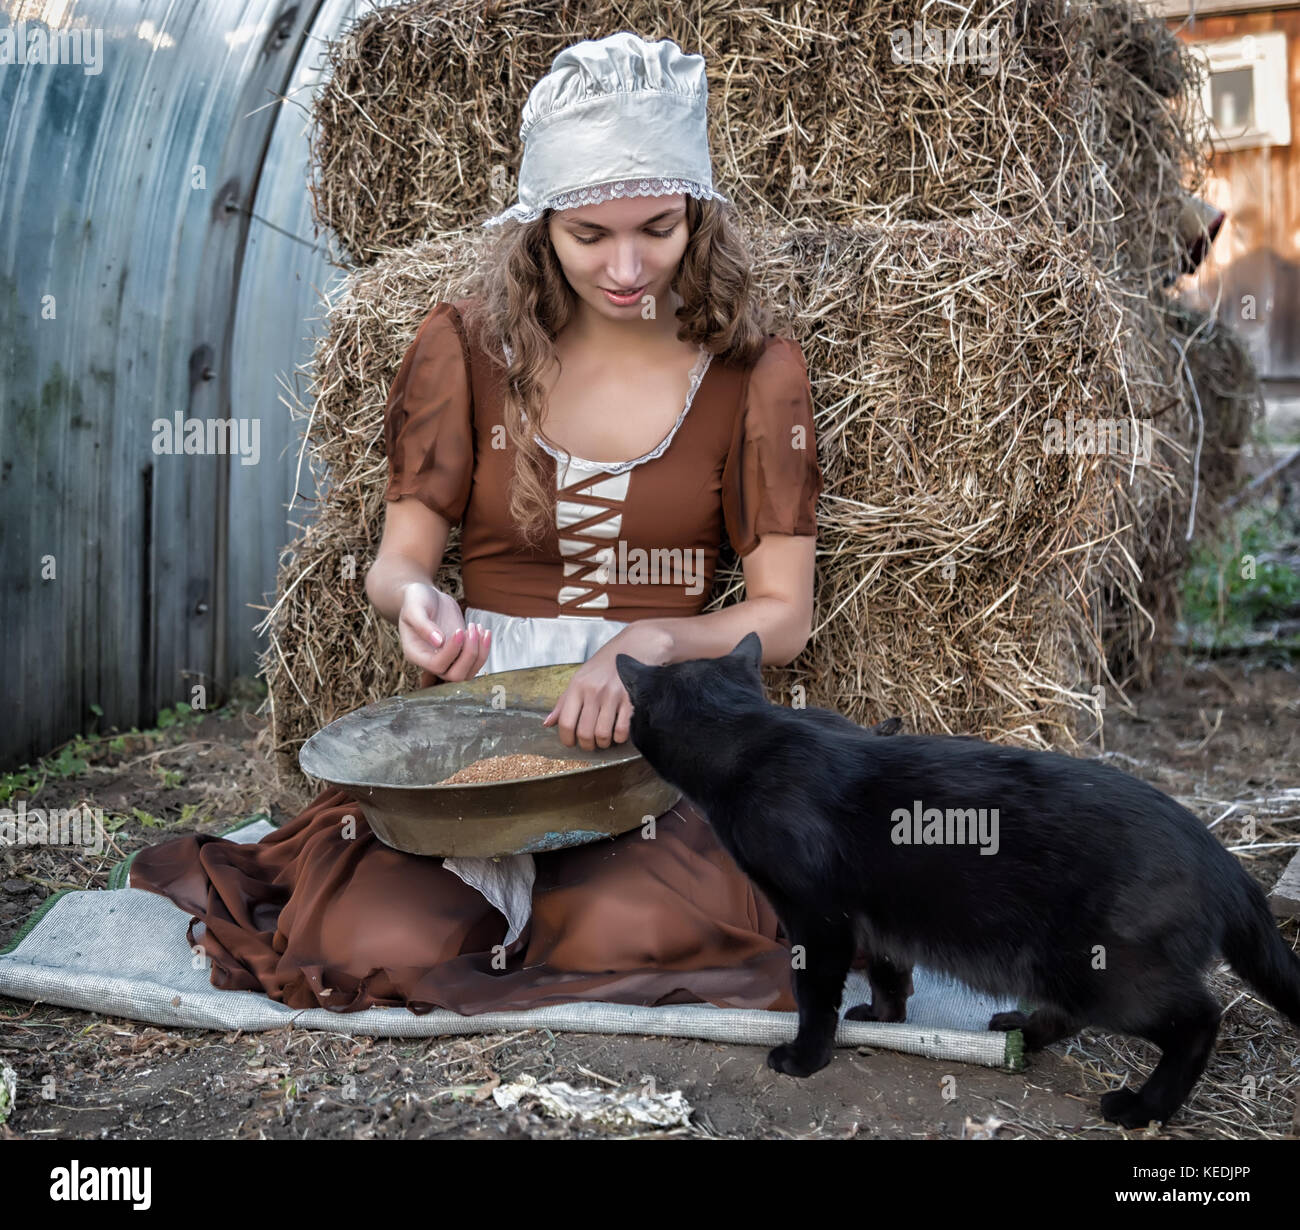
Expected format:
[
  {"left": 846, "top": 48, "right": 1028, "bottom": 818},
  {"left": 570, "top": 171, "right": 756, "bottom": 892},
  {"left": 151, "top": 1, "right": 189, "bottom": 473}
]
[
  {"left": 382, "top": 301, "right": 474, "bottom": 525},
  {"left": 722, "top": 335, "right": 824, "bottom": 558}
]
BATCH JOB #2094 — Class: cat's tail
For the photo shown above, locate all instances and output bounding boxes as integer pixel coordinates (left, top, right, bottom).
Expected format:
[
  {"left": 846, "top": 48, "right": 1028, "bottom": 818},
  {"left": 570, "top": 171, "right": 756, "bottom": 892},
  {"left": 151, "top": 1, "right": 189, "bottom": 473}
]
[{"left": 1221, "top": 869, "right": 1300, "bottom": 1029}]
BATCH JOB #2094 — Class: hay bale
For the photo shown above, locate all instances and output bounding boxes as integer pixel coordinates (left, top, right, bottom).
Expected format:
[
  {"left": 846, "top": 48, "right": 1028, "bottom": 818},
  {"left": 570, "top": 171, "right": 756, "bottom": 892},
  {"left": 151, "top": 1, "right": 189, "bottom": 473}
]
[
  {"left": 306, "top": 0, "right": 1240, "bottom": 689},
  {"left": 310, "top": 1, "right": 1118, "bottom": 264},
  {"left": 257, "top": 214, "right": 1149, "bottom": 786},
  {"left": 1067, "top": 3, "right": 1261, "bottom": 687},
  {"left": 266, "top": 0, "right": 1256, "bottom": 785},
  {"left": 1167, "top": 301, "right": 1261, "bottom": 516},
  {"left": 1093, "top": 297, "right": 1264, "bottom": 689},
  {"left": 308, "top": 0, "right": 1206, "bottom": 291},
  {"left": 253, "top": 234, "right": 482, "bottom": 791},
  {"left": 744, "top": 215, "right": 1139, "bottom": 746},
  {"left": 1079, "top": 0, "right": 1211, "bottom": 294},
  {"left": 1062, "top": 5, "right": 1267, "bottom": 685}
]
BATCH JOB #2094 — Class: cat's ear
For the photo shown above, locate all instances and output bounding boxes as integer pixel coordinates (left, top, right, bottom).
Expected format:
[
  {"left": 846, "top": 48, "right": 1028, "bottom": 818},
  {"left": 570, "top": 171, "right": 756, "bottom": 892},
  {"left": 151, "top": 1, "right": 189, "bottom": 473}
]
[
  {"left": 729, "top": 630, "right": 763, "bottom": 673},
  {"left": 615, "top": 653, "right": 650, "bottom": 700}
]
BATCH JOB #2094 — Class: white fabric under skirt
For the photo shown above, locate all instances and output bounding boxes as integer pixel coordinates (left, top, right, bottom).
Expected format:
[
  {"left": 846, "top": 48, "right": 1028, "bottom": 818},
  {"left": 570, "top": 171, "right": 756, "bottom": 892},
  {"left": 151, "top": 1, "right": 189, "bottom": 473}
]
[{"left": 438, "top": 606, "right": 629, "bottom": 947}]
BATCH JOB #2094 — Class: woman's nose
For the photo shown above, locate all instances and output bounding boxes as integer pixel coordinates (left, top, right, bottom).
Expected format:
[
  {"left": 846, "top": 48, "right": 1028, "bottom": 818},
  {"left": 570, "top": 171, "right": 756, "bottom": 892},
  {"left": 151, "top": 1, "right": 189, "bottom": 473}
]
[{"left": 606, "top": 240, "right": 645, "bottom": 287}]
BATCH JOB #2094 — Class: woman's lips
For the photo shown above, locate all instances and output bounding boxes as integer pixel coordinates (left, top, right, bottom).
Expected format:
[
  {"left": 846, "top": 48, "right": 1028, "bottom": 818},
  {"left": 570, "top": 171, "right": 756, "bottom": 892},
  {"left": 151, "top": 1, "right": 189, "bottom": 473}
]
[{"left": 601, "top": 284, "right": 646, "bottom": 305}]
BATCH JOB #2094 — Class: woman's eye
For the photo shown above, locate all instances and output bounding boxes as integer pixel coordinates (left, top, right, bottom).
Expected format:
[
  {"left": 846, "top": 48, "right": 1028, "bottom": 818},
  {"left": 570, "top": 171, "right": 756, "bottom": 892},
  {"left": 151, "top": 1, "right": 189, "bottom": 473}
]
[{"left": 572, "top": 226, "right": 677, "bottom": 246}]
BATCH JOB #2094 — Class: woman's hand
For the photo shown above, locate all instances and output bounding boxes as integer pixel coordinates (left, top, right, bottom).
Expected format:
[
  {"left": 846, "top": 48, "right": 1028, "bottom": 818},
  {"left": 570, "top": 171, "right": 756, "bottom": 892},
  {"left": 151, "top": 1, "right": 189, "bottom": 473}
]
[
  {"left": 398, "top": 583, "right": 491, "bottom": 682},
  {"left": 543, "top": 623, "right": 673, "bottom": 750}
]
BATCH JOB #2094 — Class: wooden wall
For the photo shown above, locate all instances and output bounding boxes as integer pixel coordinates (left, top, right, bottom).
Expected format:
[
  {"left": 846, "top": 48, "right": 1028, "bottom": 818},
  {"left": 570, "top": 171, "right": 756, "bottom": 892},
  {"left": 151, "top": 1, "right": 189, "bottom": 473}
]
[{"left": 1171, "top": 8, "right": 1300, "bottom": 378}]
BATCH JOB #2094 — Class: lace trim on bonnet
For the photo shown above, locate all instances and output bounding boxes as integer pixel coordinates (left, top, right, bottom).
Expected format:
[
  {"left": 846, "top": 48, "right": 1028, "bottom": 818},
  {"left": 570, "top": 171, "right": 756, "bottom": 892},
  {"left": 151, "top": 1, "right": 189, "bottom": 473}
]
[{"left": 484, "top": 177, "right": 725, "bottom": 227}]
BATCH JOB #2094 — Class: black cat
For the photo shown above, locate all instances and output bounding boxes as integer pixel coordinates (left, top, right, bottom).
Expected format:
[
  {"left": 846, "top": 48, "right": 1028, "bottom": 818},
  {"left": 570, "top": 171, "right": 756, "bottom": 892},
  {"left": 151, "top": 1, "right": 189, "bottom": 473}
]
[{"left": 614, "top": 631, "right": 1300, "bottom": 1128}]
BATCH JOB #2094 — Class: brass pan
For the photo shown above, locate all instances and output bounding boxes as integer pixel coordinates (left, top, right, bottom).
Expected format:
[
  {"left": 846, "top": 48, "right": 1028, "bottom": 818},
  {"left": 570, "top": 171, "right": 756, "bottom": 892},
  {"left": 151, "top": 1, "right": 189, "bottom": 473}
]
[{"left": 298, "top": 662, "right": 682, "bottom": 858}]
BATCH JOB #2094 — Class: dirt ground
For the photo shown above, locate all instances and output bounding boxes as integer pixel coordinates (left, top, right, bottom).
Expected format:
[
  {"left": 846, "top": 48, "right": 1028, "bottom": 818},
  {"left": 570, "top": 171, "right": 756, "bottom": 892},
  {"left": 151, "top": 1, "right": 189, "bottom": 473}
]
[{"left": 1, "top": 654, "right": 1297, "bottom": 1140}]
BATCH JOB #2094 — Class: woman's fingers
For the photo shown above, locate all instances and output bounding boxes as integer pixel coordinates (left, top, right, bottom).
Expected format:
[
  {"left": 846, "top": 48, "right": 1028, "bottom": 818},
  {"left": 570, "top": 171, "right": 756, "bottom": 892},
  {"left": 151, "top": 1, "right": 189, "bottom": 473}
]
[
  {"left": 582, "top": 694, "right": 621, "bottom": 750},
  {"left": 400, "top": 619, "right": 448, "bottom": 675},
  {"left": 433, "top": 623, "right": 491, "bottom": 681},
  {"left": 465, "top": 623, "right": 491, "bottom": 677},
  {"left": 398, "top": 588, "right": 450, "bottom": 673},
  {"left": 397, "top": 586, "right": 494, "bottom": 682},
  {"left": 572, "top": 689, "right": 623, "bottom": 751},
  {"left": 548, "top": 678, "right": 633, "bottom": 749},
  {"left": 407, "top": 603, "right": 445, "bottom": 650},
  {"left": 429, "top": 626, "right": 473, "bottom": 680},
  {"left": 472, "top": 625, "right": 492, "bottom": 677},
  {"left": 549, "top": 691, "right": 580, "bottom": 747},
  {"left": 612, "top": 698, "right": 633, "bottom": 745}
]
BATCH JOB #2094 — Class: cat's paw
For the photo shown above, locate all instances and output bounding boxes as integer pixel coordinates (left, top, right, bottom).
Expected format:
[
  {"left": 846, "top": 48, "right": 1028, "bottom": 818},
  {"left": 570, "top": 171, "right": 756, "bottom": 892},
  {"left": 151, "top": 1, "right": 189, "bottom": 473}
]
[
  {"left": 988, "top": 1010, "right": 1030, "bottom": 1032},
  {"left": 1099, "top": 1088, "right": 1159, "bottom": 1129},
  {"left": 844, "top": 1000, "right": 906, "bottom": 1023},
  {"left": 767, "top": 1042, "right": 831, "bottom": 1077}
]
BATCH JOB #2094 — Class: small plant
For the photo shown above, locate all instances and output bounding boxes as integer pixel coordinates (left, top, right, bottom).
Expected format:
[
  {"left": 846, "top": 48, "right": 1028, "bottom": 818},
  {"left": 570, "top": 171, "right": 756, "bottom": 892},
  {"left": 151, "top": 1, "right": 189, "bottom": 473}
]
[
  {"left": 177, "top": 802, "right": 202, "bottom": 825},
  {"left": 1180, "top": 504, "right": 1300, "bottom": 648},
  {"left": 151, "top": 764, "right": 185, "bottom": 790},
  {"left": 2, "top": 694, "right": 234, "bottom": 805},
  {"left": 156, "top": 702, "right": 205, "bottom": 730}
]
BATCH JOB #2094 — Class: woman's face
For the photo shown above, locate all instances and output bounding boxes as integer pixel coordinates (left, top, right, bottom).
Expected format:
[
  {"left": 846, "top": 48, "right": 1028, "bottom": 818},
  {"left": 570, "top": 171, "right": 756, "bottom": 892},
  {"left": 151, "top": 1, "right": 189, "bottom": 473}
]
[{"left": 547, "top": 193, "right": 690, "bottom": 321}]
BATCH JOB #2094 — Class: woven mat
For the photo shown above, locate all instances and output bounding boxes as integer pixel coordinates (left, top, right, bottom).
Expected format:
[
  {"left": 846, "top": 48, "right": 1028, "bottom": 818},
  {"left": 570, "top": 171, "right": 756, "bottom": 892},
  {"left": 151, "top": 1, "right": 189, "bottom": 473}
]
[{"left": 0, "top": 818, "right": 1023, "bottom": 1069}]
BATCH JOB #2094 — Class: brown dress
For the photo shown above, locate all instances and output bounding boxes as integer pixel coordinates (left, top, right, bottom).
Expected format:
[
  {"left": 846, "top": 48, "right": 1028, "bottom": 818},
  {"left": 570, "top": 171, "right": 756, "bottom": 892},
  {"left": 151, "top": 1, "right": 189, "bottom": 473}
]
[{"left": 130, "top": 298, "right": 825, "bottom": 1015}]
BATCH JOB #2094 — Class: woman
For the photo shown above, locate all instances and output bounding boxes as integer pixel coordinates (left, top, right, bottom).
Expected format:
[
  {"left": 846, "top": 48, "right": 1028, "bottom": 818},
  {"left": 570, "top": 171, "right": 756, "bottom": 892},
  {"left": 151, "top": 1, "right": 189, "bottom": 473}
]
[{"left": 130, "top": 32, "right": 823, "bottom": 1015}]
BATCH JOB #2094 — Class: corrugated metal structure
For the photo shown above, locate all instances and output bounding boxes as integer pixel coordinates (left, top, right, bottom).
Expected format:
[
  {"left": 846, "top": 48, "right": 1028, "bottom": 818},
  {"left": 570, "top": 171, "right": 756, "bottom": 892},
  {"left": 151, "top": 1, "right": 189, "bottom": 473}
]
[{"left": 0, "top": 0, "right": 377, "bottom": 766}]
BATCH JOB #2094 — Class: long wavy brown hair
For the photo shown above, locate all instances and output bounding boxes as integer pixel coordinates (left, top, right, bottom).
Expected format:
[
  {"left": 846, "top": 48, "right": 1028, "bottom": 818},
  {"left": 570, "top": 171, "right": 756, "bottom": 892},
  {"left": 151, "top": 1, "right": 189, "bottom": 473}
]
[{"left": 456, "top": 195, "right": 776, "bottom": 552}]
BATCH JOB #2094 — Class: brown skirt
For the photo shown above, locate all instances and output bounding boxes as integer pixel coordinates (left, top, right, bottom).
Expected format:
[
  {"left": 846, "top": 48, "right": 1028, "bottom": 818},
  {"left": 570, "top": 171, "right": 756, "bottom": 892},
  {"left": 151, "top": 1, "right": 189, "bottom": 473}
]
[{"left": 128, "top": 788, "right": 800, "bottom": 1015}]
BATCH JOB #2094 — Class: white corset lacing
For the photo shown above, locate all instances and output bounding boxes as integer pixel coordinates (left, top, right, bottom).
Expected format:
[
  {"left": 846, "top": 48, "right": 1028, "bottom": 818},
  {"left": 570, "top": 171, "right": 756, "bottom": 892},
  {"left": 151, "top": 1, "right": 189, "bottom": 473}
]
[{"left": 439, "top": 343, "right": 711, "bottom": 948}]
